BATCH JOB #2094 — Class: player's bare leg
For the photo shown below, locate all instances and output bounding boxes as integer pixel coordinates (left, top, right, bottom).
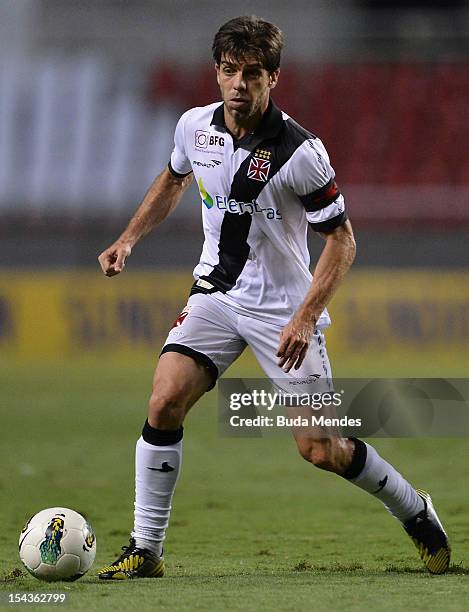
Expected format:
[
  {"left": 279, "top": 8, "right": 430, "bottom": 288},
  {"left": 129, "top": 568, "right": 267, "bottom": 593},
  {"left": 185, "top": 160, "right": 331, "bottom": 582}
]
[
  {"left": 294, "top": 435, "right": 354, "bottom": 474},
  {"left": 148, "top": 351, "right": 213, "bottom": 429},
  {"left": 98, "top": 352, "right": 212, "bottom": 580},
  {"left": 293, "top": 433, "right": 450, "bottom": 574}
]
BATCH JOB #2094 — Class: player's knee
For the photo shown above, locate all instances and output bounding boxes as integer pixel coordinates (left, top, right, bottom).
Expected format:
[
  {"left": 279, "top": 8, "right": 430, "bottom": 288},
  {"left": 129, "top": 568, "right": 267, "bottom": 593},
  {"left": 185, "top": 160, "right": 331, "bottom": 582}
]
[
  {"left": 297, "top": 441, "right": 314, "bottom": 463},
  {"left": 311, "top": 442, "right": 336, "bottom": 471},
  {"left": 297, "top": 439, "right": 336, "bottom": 472},
  {"left": 148, "top": 389, "right": 186, "bottom": 428},
  {"left": 298, "top": 438, "right": 354, "bottom": 473}
]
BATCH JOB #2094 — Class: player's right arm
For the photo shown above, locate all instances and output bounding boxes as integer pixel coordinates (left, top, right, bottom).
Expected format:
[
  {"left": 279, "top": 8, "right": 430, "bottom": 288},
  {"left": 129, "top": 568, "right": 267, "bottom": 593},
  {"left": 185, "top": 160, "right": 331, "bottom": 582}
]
[
  {"left": 99, "top": 109, "right": 194, "bottom": 277},
  {"left": 98, "top": 168, "right": 193, "bottom": 277}
]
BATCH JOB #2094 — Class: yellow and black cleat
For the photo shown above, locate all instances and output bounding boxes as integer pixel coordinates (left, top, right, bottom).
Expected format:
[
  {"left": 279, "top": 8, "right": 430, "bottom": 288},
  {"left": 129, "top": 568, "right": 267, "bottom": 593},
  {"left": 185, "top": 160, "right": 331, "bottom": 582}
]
[
  {"left": 404, "top": 490, "right": 451, "bottom": 575},
  {"left": 98, "top": 538, "right": 165, "bottom": 580}
]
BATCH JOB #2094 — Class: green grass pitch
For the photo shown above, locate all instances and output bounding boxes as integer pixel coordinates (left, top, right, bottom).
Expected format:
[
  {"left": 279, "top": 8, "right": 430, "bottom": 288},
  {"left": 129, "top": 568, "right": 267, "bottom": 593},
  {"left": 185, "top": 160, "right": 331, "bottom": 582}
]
[{"left": 1, "top": 353, "right": 468, "bottom": 611}]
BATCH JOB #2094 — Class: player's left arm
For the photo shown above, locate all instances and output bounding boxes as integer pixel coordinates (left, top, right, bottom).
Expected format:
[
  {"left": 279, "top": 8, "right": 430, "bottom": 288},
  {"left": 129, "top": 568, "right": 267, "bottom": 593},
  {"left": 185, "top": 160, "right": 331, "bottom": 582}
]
[
  {"left": 277, "top": 137, "right": 356, "bottom": 372},
  {"left": 277, "top": 219, "right": 355, "bottom": 372}
]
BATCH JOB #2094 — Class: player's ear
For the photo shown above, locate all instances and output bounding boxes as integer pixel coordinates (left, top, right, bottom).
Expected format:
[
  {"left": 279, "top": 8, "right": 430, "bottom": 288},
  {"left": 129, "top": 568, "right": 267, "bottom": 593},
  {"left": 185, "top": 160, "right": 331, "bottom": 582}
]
[
  {"left": 215, "top": 63, "right": 221, "bottom": 85},
  {"left": 269, "top": 69, "right": 280, "bottom": 90}
]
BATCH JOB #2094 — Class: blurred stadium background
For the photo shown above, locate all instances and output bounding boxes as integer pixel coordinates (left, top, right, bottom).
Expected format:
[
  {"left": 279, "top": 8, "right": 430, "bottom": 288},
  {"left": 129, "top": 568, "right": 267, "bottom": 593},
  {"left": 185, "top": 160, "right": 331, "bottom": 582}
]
[
  {"left": 1, "top": 0, "right": 468, "bottom": 370},
  {"left": 1, "top": 2, "right": 469, "bottom": 606}
]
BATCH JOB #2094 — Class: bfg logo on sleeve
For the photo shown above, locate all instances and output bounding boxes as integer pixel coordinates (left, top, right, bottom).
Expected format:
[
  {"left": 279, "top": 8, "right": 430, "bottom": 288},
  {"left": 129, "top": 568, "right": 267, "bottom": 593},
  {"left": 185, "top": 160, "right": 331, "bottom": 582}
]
[{"left": 195, "top": 130, "right": 224, "bottom": 149}]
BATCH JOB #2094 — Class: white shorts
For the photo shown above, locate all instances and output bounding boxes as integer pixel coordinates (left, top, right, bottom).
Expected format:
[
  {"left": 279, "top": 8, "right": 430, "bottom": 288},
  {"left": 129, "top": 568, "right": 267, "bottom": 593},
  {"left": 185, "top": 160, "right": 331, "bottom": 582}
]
[{"left": 162, "top": 293, "right": 332, "bottom": 391}]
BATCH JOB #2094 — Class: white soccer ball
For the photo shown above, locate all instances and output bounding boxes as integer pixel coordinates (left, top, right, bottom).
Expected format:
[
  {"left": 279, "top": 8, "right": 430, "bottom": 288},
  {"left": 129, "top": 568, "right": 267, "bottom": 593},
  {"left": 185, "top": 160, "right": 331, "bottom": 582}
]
[{"left": 19, "top": 507, "right": 96, "bottom": 581}]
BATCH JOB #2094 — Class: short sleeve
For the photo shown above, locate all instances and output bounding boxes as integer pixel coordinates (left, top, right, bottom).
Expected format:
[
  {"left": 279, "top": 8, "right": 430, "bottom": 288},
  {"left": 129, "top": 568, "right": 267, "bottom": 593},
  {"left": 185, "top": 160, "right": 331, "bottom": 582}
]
[
  {"left": 168, "top": 111, "right": 193, "bottom": 177},
  {"left": 287, "top": 138, "right": 347, "bottom": 232}
]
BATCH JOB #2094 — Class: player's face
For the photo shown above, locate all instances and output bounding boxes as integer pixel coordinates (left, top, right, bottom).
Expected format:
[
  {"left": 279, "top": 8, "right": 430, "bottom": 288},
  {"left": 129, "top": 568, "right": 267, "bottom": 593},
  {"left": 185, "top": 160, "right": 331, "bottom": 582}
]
[{"left": 216, "top": 54, "right": 279, "bottom": 125}]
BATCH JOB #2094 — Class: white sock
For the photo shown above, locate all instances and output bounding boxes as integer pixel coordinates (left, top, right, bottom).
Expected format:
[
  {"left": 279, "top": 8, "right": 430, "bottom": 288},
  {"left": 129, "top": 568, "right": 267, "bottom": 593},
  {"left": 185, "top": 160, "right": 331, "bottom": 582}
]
[
  {"left": 346, "top": 441, "right": 424, "bottom": 522},
  {"left": 132, "top": 436, "right": 182, "bottom": 557}
]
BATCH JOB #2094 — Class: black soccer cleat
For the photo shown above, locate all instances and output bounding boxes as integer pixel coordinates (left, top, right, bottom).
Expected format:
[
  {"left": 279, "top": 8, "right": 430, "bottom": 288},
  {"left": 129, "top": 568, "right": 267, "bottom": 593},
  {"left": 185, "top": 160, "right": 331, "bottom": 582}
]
[
  {"left": 98, "top": 538, "right": 164, "bottom": 580},
  {"left": 403, "top": 490, "right": 450, "bottom": 575}
]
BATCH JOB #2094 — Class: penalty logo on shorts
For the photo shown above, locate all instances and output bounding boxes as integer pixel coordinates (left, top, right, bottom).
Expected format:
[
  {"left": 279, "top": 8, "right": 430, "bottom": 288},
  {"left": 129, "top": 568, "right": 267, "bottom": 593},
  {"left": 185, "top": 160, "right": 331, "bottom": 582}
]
[{"left": 172, "top": 306, "right": 191, "bottom": 328}]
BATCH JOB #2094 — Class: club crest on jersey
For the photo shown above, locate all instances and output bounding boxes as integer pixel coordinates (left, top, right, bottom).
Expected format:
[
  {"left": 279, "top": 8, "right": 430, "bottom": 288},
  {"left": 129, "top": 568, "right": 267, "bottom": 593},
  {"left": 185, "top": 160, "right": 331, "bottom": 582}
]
[{"left": 247, "top": 156, "right": 271, "bottom": 182}]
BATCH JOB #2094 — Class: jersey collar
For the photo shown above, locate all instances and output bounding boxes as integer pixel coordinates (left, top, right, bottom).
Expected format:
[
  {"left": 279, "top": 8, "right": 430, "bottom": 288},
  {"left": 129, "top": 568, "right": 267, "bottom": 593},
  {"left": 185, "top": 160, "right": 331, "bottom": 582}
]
[{"left": 210, "top": 99, "right": 283, "bottom": 142}]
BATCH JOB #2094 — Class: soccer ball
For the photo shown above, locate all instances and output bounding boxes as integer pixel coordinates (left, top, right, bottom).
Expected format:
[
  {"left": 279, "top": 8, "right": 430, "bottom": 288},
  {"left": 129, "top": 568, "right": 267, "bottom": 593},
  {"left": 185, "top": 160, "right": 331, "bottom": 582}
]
[{"left": 19, "top": 507, "right": 96, "bottom": 581}]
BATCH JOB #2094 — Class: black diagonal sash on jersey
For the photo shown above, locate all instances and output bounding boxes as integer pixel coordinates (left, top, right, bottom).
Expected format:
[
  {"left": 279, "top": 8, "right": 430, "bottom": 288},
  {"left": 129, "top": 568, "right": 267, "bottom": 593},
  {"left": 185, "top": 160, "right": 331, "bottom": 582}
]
[{"left": 202, "top": 135, "right": 295, "bottom": 293}]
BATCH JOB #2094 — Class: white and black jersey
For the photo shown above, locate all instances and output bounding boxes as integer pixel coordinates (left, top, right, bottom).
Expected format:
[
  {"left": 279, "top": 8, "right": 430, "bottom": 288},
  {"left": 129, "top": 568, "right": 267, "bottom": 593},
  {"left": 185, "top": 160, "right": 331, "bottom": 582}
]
[{"left": 169, "top": 100, "right": 347, "bottom": 327}]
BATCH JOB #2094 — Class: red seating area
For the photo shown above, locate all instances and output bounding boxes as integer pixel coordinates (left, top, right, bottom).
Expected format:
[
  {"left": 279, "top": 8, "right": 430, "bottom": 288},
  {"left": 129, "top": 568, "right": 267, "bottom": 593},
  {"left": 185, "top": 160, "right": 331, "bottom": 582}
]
[{"left": 149, "top": 62, "right": 469, "bottom": 186}]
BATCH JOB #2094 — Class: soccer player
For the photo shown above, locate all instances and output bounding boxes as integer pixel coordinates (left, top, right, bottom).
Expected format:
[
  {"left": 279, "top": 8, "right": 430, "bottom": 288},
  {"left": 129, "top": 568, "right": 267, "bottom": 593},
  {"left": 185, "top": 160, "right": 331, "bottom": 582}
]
[{"left": 97, "top": 16, "right": 450, "bottom": 578}]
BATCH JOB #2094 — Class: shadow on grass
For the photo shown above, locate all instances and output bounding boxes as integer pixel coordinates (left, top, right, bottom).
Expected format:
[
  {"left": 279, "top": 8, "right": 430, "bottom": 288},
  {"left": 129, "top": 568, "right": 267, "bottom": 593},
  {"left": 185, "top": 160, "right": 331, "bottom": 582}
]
[
  {"left": 3, "top": 561, "right": 469, "bottom": 588},
  {"left": 385, "top": 563, "right": 469, "bottom": 575},
  {"left": 292, "top": 560, "right": 469, "bottom": 576},
  {"left": 1, "top": 568, "right": 26, "bottom": 582},
  {"left": 293, "top": 560, "right": 364, "bottom": 573}
]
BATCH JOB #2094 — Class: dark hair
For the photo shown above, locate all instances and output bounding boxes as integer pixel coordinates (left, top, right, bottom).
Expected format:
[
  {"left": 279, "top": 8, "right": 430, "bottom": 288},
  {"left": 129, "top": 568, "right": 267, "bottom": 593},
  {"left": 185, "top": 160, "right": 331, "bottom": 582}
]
[{"left": 212, "top": 16, "right": 284, "bottom": 74}]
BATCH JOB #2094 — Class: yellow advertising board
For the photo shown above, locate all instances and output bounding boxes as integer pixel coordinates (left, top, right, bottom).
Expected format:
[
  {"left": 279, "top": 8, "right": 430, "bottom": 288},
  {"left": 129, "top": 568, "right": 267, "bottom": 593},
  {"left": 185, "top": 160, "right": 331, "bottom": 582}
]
[
  {"left": 326, "top": 269, "right": 469, "bottom": 354},
  {"left": 0, "top": 270, "right": 192, "bottom": 359},
  {"left": 0, "top": 269, "right": 468, "bottom": 361}
]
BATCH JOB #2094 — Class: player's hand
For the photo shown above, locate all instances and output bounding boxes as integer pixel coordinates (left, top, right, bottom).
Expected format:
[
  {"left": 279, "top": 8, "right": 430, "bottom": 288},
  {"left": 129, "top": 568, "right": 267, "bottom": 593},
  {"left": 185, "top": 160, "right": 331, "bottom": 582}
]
[
  {"left": 98, "top": 241, "right": 132, "bottom": 277},
  {"left": 277, "top": 310, "right": 317, "bottom": 373}
]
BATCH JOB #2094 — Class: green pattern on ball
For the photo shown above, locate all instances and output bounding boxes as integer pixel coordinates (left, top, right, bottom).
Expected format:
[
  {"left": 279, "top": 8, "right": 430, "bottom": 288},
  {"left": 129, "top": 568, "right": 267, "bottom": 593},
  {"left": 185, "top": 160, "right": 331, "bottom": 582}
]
[{"left": 39, "top": 516, "right": 65, "bottom": 564}]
